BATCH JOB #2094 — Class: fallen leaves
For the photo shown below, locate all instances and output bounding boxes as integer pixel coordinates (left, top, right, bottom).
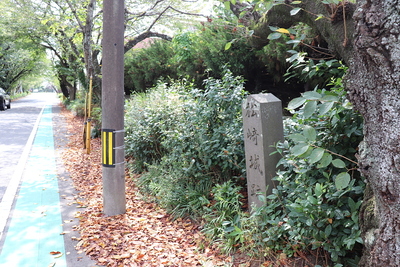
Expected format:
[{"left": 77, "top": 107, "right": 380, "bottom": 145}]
[{"left": 59, "top": 106, "right": 248, "bottom": 266}]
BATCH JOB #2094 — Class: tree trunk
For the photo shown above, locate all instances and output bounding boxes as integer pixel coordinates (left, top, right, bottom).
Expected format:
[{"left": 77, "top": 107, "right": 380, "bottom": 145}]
[{"left": 346, "top": 0, "right": 400, "bottom": 265}]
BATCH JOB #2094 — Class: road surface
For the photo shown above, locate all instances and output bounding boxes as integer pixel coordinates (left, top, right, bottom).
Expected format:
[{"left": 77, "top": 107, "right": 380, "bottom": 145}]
[{"left": 0, "top": 93, "right": 59, "bottom": 202}]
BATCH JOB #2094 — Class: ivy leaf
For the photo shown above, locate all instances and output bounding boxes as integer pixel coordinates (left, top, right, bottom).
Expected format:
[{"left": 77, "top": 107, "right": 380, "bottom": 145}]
[
  {"left": 303, "top": 125, "right": 316, "bottom": 141},
  {"left": 291, "top": 143, "right": 310, "bottom": 156},
  {"left": 335, "top": 172, "right": 350, "bottom": 190},
  {"left": 332, "top": 159, "right": 346, "bottom": 168},
  {"left": 303, "top": 101, "right": 317, "bottom": 118},
  {"left": 290, "top": 7, "right": 302, "bottom": 16},
  {"left": 309, "top": 147, "right": 325, "bottom": 164},
  {"left": 317, "top": 153, "right": 332, "bottom": 168},
  {"left": 288, "top": 97, "right": 306, "bottom": 110}
]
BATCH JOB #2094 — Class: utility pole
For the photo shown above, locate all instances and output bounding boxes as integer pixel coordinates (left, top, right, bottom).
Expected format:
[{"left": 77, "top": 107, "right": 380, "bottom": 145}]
[{"left": 101, "top": 0, "right": 126, "bottom": 216}]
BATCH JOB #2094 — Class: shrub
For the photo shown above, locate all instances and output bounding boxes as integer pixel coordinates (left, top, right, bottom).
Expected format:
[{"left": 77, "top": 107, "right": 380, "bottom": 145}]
[
  {"left": 125, "top": 60, "right": 364, "bottom": 264},
  {"left": 202, "top": 180, "right": 244, "bottom": 254},
  {"left": 125, "top": 69, "right": 248, "bottom": 217},
  {"left": 125, "top": 81, "right": 188, "bottom": 171},
  {"left": 123, "top": 16, "right": 287, "bottom": 94},
  {"left": 240, "top": 75, "right": 364, "bottom": 265},
  {"left": 124, "top": 40, "right": 177, "bottom": 94}
]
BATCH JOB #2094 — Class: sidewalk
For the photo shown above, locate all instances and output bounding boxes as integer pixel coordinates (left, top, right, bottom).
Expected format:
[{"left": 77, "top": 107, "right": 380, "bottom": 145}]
[{"left": 0, "top": 102, "right": 99, "bottom": 267}]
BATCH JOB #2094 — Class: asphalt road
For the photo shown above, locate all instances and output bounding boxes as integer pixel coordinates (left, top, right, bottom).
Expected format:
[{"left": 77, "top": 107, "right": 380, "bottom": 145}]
[{"left": 0, "top": 93, "right": 59, "bottom": 202}]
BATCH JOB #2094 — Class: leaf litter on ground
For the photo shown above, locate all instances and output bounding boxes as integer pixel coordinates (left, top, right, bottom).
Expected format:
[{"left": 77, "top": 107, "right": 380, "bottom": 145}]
[{"left": 59, "top": 105, "right": 254, "bottom": 267}]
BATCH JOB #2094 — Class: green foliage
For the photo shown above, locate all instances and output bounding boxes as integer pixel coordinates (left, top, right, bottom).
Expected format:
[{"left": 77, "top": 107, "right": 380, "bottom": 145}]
[
  {"left": 125, "top": 56, "right": 364, "bottom": 264},
  {"left": 124, "top": 41, "right": 177, "bottom": 93},
  {"left": 125, "top": 69, "right": 248, "bottom": 217},
  {"left": 124, "top": 16, "right": 286, "bottom": 94},
  {"left": 125, "top": 81, "right": 186, "bottom": 171},
  {"left": 67, "top": 98, "right": 86, "bottom": 117},
  {"left": 202, "top": 181, "right": 244, "bottom": 254},
  {"left": 285, "top": 54, "right": 346, "bottom": 89},
  {"left": 241, "top": 76, "right": 364, "bottom": 264}
]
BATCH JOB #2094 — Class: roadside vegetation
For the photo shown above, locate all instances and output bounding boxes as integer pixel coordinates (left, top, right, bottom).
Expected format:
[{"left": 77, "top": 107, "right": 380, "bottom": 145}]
[
  {"left": 55, "top": 8, "right": 366, "bottom": 266},
  {"left": 2, "top": 0, "right": 369, "bottom": 265},
  {"left": 124, "top": 57, "right": 364, "bottom": 265}
]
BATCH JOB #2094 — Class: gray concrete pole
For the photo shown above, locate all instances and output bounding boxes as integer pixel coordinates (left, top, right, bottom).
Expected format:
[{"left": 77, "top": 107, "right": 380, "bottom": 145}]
[{"left": 101, "top": 0, "right": 126, "bottom": 216}]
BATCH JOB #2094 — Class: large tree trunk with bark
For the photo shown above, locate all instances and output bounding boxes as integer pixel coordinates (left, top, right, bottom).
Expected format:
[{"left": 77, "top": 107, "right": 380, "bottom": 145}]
[{"left": 346, "top": 0, "right": 400, "bottom": 265}]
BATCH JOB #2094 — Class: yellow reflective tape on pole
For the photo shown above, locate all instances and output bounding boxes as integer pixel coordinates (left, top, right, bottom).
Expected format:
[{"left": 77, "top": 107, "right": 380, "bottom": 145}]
[{"left": 102, "top": 129, "right": 115, "bottom": 167}]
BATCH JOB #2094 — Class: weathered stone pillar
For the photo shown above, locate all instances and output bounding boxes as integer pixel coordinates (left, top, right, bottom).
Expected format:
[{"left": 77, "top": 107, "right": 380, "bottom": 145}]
[{"left": 242, "top": 93, "right": 284, "bottom": 209}]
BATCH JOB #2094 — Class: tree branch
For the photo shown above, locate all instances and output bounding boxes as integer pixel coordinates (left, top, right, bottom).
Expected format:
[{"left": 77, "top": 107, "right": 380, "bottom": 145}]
[
  {"left": 124, "top": 31, "right": 172, "bottom": 54},
  {"left": 231, "top": 0, "right": 356, "bottom": 63}
]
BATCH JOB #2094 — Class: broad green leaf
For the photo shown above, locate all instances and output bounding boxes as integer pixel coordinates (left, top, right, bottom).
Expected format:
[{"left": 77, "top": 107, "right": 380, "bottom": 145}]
[
  {"left": 315, "top": 183, "right": 323, "bottom": 197},
  {"left": 290, "top": 7, "right": 302, "bottom": 16},
  {"left": 224, "top": 1, "right": 231, "bottom": 9},
  {"left": 287, "top": 52, "right": 302, "bottom": 63},
  {"left": 269, "top": 26, "right": 279, "bottom": 31},
  {"left": 335, "top": 172, "right": 350, "bottom": 190},
  {"left": 307, "top": 196, "right": 318, "bottom": 205},
  {"left": 288, "top": 133, "right": 307, "bottom": 143},
  {"left": 291, "top": 143, "right": 310, "bottom": 156},
  {"left": 321, "top": 95, "right": 339, "bottom": 102},
  {"left": 348, "top": 197, "right": 357, "bottom": 213},
  {"left": 332, "top": 159, "right": 346, "bottom": 168},
  {"left": 303, "top": 91, "right": 322, "bottom": 100},
  {"left": 303, "top": 101, "right": 317, "bottom": 118},
  {"left": 309, "top": 147, "right": 325, "bottom": 164},
  {"left": 288, "top": 97, "right": 306, "bottom": 109},
  {"left": 317, "top": 153, "right": 332, "bottom": 168},
  {"left": 224, "top": 42, "right": 232, "bottom": 50},
  {"left": 303, "top": 125, "right": 316, "bottom": 141},
  {"left": 276, "top": 28, "right": 290, "bottom": 34},
  {"left": 292, "top": 1, "right": 302, "bottom": 4},
  {"left": 325, "top": 224, "right": 332, "bottom": 237},
  {"left": 286, "top": 39, "right": 301, "bottom": 45},
  {"left": 268, "top": 32, "right": 282, "bottom": 40},
  {"left": 319, "top": 101, "right": 334, "bottom": 115}
]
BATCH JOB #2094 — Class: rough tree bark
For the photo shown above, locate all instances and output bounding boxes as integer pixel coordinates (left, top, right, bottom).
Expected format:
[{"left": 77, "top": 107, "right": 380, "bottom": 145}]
[{"left": 346, "top": 0, "right": 400, "bottom": 265}]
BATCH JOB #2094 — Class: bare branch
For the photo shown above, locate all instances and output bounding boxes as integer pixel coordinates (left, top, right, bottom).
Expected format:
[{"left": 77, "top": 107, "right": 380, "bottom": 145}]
[{"left": 124, "top": 31, "right": 172, "bottom": 54}]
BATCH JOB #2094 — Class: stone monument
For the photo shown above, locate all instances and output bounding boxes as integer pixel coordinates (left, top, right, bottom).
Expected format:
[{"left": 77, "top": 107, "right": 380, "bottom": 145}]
[{"left": 242, "top": 93, "right": 284, "bottom": 209}]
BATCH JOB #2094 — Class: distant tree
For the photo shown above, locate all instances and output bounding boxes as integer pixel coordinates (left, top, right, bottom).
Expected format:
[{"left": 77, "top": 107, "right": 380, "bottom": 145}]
[
  {"left": 0, "top": 13, "right": 46, "bottom": 92},
  {"left": 1, "top": 0, "right": 211, "bottom": 100}
]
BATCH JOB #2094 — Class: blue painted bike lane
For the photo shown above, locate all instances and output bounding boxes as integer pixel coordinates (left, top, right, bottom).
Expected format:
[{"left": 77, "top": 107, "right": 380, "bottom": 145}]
[{"left": 0, "top": 106, "right": 67, "bottom": 267}]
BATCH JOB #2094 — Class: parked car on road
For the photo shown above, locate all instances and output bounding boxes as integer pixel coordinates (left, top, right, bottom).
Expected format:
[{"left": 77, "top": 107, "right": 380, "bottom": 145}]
[{"left": 0, "top": 88, "right": 11, "bottom": 111}]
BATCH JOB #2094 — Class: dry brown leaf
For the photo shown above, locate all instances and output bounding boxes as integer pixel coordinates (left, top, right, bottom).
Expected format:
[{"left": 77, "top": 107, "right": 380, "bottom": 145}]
[{"left": 59, "top": 105, "right": 253, "bottom": 266}]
